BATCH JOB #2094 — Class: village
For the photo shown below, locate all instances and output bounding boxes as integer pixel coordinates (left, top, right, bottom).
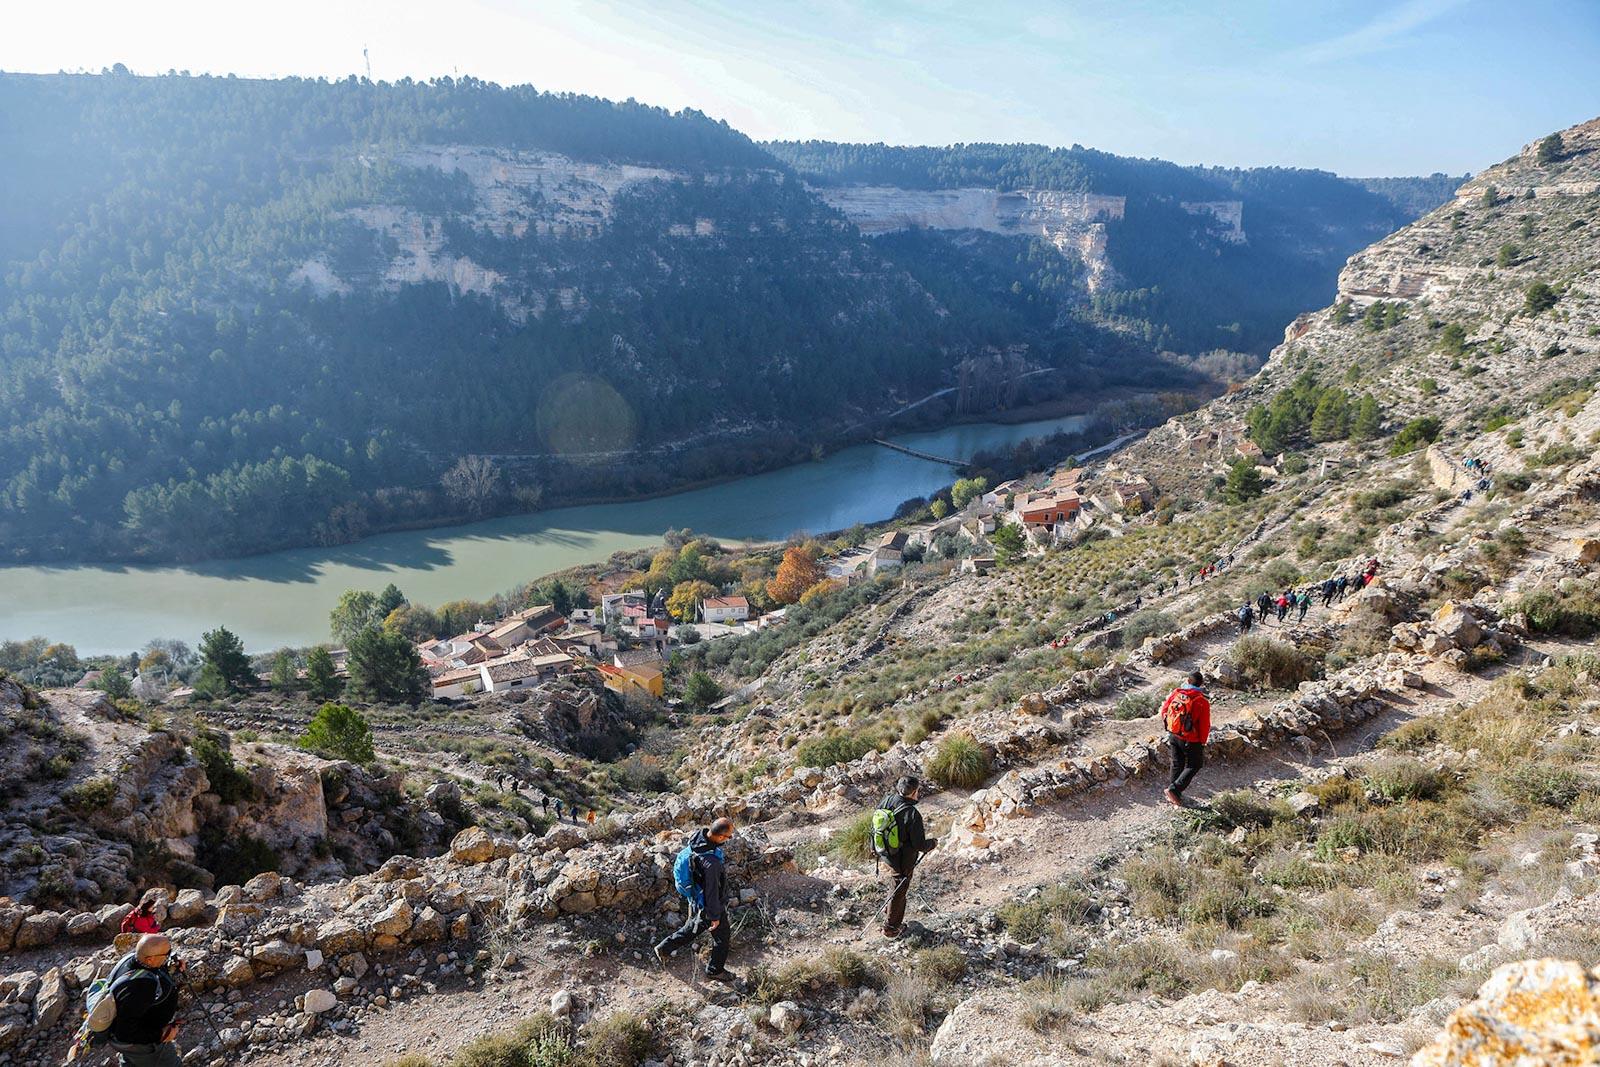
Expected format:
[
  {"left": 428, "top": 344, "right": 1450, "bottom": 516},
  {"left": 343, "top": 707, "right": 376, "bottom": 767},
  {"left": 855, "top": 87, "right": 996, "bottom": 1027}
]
[{"left": 396, "top": 416, "right": 1278, "bottom": 707}]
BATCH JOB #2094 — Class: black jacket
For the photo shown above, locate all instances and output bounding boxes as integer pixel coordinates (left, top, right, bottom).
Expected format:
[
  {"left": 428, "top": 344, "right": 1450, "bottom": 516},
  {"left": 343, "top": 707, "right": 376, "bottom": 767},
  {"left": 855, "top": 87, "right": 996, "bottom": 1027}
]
[
  {"left": 687, "top": 828, "right": 729, "bottom": 920},
  {"left": 108, "top": 952, "right": 179, "bottom": 1045},
  {"left": 879, "top": 793, "right": 936, "bottom": 874}
]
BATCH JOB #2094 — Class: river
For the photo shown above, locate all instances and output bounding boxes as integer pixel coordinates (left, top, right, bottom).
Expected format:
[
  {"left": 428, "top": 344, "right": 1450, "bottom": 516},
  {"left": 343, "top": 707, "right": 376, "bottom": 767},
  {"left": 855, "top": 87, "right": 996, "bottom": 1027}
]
[{"left": 0, "top": 413, "right": 1094, "bottom": 654}]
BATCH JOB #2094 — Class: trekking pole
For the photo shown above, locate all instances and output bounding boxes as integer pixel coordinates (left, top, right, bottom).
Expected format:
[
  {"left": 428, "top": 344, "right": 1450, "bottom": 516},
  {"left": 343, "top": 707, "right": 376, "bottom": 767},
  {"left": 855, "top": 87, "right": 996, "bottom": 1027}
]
[
  {"left": 867, "top": 875, "right": 912, "bottom": 928},
  {"left": 175, "top": 969, "right": 229, "bottom": 1059}
]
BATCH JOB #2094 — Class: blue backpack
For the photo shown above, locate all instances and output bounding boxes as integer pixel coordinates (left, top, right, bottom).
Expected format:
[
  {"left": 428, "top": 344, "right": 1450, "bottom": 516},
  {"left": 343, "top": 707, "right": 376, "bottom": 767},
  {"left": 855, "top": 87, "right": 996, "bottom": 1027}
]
[{"left": 673, "top": 843, "right": 722, "bottom": 908}]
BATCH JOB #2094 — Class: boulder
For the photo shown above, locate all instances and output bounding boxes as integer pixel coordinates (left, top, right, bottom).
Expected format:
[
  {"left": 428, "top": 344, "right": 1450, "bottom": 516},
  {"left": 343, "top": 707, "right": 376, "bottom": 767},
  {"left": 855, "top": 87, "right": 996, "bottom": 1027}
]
[
  {"left": 302, "top": 989, "right": 338, "bottom": 1015},
  {"left": 219, "top": 956, "right": 255, "bottom": 988},
  {"left": 250, "top": 940, "right": 304, "bottom": 971},
  {"left": 316, "top": 918, "right": 369, "bottom": 955},
  {"left": 33, "top": 968, "right": 67, "bottom": 1028},
  {"left": 551, "top": 989, "right": 577, "bottom": 1017},
  {"left": 65, "top": 912, "right": 101, "bottom": 939},
  {"left": 96, "top": 903, "right": 133, "bottom": 937},
  {"left": 1016, "top": 693, "right": 1049, "bottom": 717},
  {"left": 1433, "top": 603, "right": 1484, "bottom": 649},
  {"left": 338, "top": 953, "right": 368, "bottom": 979},
  {"left": 409, "top": 906, "right": 446, "bottom": 943},
  {"left": 450, "top": 827, "right": 496, "bottom": 864},
  {"left": 0, "top": 905, "right": 25, "bottom": 952},
  {"left": 241, "top": 872, "right": 284, "bottom": 902},
  {"left": 1412, "top": 958, "right": 1600, "bottom": 1065},
  {"left": 15, "top": 910, "right": 63, "bottom": 950},
  {"left": 370, "top": 898, "right": 415, "bottom": 938},
  {"left": 1288, "top": 791, "right": 1321, "bottom": 816},
  {"left": 769, "top": 1001, "right": 805, "bottom": 1035},
  {"left": 1575, "top": 539, "right": 1600, "bottom": 565},
  {"left": 167, "top": 888, "right": 208, "bottom": 923}
]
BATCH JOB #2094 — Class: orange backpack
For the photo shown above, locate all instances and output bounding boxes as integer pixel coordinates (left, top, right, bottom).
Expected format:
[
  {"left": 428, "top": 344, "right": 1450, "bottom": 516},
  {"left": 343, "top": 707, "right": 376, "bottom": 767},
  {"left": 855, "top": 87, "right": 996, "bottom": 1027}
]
[{"left": 1165, "top": 688, "right": 1199, "bottom": 737}]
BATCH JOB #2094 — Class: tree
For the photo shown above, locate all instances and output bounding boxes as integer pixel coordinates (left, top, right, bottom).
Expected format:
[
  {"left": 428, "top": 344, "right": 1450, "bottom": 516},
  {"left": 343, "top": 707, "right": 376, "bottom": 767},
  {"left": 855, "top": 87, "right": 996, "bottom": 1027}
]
[
  {"left": 1536, "top": 132, "right": 1564, "bottom": 165},
  {"left": 683, "top": 671, "right": 722, "bottom": 708},
  {"left": 299, "top": 703, "right": 375, "bottom": 764},
  {"left": 1481, "top": 184, "right": 1497, "bottom": 210},
  {"left": 375, "top": 583, "right": 407, "bottom": 619},
  {"left": 991, "top": 522, "right": 1026, "bottom": 565},
  {"left": 930, "top": 498, "right": 950, "bottom": 519},
  {"left": 441, "top": 455, "right": 502, "bottom": 517},
  {"left": 1351, "top": 394, "right": 1382, "bottom": 441},
  {"left": 1309, "top": 391, "right": 1349, "bottom": 442},
  {"left": 384, "top": 603, "right": 441, "bottom": 642},
  {"left": 96, "top": 666, "right": 133, "bottom": 701},
  {"left": 528, "top": 578, "right": 576, "bottom": 616},
  {"left": 1496, "top": 243, "right": 1520, "bottom": 268},
  {"left": 667, "top": 579, "right": 718, "bottom": 622},
  {"left": 329, "top": 589, "right": 386, "bottom": 646},
  {"left": 950, "top": 476, "right": 988, "bottom": 509},
  {"left": 766, "top": 543, "right": 826, "bottom": 604},
  {"left": 305, "top": 646, "right": 342, "bottom": 701},
  {"left": 1439, "top": 322, "right": 1468, "bottom": 357},
  {"left": 1224, "top": 459, "right": 1265, "bottom": 504},
  {"left": 346, "top": 627, "right": 427, "bottom": 703},
  {"left": 1524, "top": 282, "right": 1559, "bottom": 316},
  {"left": 199, "top": 626, "right": 254, "bottom": 694},
  {"left": 270, "top": 650, "right": 295, "bottom": 692}
]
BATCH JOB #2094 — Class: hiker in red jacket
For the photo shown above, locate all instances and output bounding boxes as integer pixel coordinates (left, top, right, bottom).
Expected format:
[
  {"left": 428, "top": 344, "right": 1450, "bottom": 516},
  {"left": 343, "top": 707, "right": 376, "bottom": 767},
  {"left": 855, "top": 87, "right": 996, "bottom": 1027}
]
[
  {"left": 1161, "top": 671, "right": 1212, "bottom": 807},
  {"left": 120, "top": 899, "right": 162, "bottom": 936}
]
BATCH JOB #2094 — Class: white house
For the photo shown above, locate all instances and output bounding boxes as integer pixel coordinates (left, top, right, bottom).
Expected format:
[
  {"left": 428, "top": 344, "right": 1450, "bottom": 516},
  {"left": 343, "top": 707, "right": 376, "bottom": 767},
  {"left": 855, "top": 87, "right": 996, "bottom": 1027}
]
[
  {"left": 431, "top": 666, "right": 483, "bottom": 699},
  {"left": 701, "top": 595, "right": 750, "bottom": 624},
  {"left": 980, "top": 480, "right": 1022, "bottom": 509},
  {"left": 869, "top": 529, "right": 909, "bottom": 575}
]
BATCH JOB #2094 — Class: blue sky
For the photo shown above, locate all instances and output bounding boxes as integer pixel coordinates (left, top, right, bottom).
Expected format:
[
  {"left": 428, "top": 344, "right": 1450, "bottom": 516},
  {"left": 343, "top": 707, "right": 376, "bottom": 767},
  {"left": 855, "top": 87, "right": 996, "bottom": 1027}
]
[{"left": 5, "top": 0, "right": 1596, "bottom": 175}]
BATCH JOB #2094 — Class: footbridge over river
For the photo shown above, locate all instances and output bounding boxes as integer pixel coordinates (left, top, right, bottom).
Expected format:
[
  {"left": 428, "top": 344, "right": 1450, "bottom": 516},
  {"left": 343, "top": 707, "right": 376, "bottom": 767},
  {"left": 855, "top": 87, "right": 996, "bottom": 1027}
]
[{"left": 872, "top": 439, "right": 964, "bottom": 466}]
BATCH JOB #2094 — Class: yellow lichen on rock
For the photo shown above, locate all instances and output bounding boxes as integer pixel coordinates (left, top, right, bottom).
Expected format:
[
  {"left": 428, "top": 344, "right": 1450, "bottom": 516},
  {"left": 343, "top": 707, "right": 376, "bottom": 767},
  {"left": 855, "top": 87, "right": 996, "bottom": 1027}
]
[{"left": 1411, "top": 958, "right": 1600, "bottom": 1065}]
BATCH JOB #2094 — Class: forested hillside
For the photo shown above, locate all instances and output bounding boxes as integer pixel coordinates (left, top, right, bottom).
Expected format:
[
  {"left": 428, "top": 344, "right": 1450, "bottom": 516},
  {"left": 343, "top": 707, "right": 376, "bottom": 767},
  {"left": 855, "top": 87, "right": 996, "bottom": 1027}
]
[{"left": 0, "top": 74, "right": 1443, "bottom": 564}]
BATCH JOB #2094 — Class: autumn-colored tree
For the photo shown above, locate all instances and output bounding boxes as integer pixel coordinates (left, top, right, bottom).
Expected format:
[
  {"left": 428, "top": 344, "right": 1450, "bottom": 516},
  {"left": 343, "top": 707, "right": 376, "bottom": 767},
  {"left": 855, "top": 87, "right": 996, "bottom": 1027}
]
[
  {"left": 799, "top": 578, "right": 842, "bottom": 605},
  {"left": 766, "top": 543, "right": 826, "bottom": 605},
  {"left": 667, "top": 579, "right": 719, "bottom": 621}
]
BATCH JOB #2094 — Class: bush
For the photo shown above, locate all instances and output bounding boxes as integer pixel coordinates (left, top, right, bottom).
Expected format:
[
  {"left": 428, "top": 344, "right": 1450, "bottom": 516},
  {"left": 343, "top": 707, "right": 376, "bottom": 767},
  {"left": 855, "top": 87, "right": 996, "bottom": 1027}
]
[
  {"left": 997, "top": 881, "right": 1094, "bottom": 943},
  {"left": 824, "top": 810, "right": 876, "bottom": 863},
  {"left": 455, "top": 1015, "right": 569, "bottom": 1067},
  {"left": 299, "top": 702, "right": 376, "bottom": 764},
  {"left": 925, "top": 732, "right": 992, "bottom": 788},
  {"left": 62, "top": 776, "right": 116, "bottom": 814},
  {"left": 1112, "top": 692, "right": 1159, "bottom": 720},
  {"left": 682, "top": 671, "right": 722, "bottom": 708},
  {"left": 1121, "top": 611, "right": 1178, "bottom": 646},
  {"left": 915, "top": 945, "right": 968, "bottom": 986},
  {"left": 1207, "top": 789, "right": 1289, "bottom": 830},
  {"left": 196, "top": 827, "right": 279, "bottom": 887},
  {"left": 1501, "top": 765, "right": 1588, "bottom": 809},
  {"left": 1512, "top": 587, "right": 1600, "bottom": 638},
  {"left": 578, "top": 1013, "right": 653, "bottom": 1067},
  {"left": 1227, "top": 635, "right": 1321, "bottom": 689},
  {"left": 1362, "top": 757, "right": 1452, "bottom": 802},
  {"left": 753, "top": 948, "right": 881, "bottom": 1004},
  {"left": 194, "top": 733, "right": 257, "bottom": 803},
  {"left": 793, "top": 733, "right": 874, "bottom": 769}
]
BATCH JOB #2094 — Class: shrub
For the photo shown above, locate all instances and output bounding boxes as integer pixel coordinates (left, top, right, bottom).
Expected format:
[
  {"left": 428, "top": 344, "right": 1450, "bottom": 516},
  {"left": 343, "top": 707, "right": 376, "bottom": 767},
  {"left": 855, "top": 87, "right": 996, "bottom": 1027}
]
[
  {"left": 1112, "top": 692, "right": 1159, "bottom": 720},
  {"left": 915, "top": 945, "right": 968, "bottom": 987},
  {"left": 578, "top": 1012, "right": 653, "bottom": 1067},
  {"left": 194, "top": 733, "right": 257, "bottom": 803},
  {"left": 1512, "top": 587, "right": 1600, "bottom": 638},
  {"left": 300, "top": 702, "right": 376, "bottom": 765},
  {"left": 1389, "top": 417, "right": 1442, "bottom": 456},
  {"left": 1501, "top": 765, "right": 1588, "bottom": 809},
  {"left": 753, "top": 948, "right": 881, "bottom": 1004},
  {"left": 196, "top": 827, "right": 279, "bottom": 887},
  {"left": 62, "top": 776, "right": 116, "bottom": 814},
  {"left": 925, "top": 732, "right": 992, "bottom": 789},
  {"left": 1207, "top": 789, "right": 1289, "bottom": 830},
  {"left": 1227, "top": 636, "right": 1320, "bottom": 689},
  {"left": 455, "top": 1015, "right": 569, "bottom": 1067},
  {"left": 1121, "top": 611, "right": 1178, "bottom": 646},
  {"left": 793, "top": 733, "right": 873, "bottom": 769},
  {"left": 824, "top": 811, "right": 876, "bottom": 863},
  {"left": 1362, "top": 756, "right": 1452, "bottom": 802},
  {"left": 997, "top": 881, "right": 1094, "bottom": 943}
]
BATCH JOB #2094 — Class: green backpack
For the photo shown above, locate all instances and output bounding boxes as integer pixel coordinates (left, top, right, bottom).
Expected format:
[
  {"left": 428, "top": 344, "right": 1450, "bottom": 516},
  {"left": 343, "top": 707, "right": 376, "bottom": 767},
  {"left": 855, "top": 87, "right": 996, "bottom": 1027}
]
[{"left": 871, "top": 804, "right": 901, "bottom": 862}]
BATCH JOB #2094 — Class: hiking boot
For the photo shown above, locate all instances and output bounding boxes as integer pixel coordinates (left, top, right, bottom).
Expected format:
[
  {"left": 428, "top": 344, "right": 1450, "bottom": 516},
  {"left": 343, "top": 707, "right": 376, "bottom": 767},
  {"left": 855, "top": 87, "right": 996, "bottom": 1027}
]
[
  {"left": 1164, "top": 788, "right": 1184, "bottom": 808},
  {"left": 653, "top": 945, "right": 670, "bottom": 968},
  {"left": 705, "top": 967, "right": 734, "bottom": 980},
  {"left": 881, "top": 926, "right": 901, "bottom": 939}
]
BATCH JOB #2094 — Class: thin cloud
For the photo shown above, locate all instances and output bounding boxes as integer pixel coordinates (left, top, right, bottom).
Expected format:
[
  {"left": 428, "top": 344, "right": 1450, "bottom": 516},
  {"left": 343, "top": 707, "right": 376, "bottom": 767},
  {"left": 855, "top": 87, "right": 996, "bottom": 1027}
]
[{"left": 1295, "top": 0, "right": 1473, "bottom": 64}]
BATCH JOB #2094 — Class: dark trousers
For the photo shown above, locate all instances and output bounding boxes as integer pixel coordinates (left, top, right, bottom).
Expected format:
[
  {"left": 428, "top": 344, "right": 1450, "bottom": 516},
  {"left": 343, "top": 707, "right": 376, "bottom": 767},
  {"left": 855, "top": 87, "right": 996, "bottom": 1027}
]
[
  {"left": 113, "top": 1043, "right": 183, "bottom": 1067},
  {"left": 881, "top": 863, "right": 916, "bottom": 931},
  {"left": 655, "top": 906, "right": 730, "bottom": 973},
  {"left": 1168, "top": 734, "right": 1205, "bottom": 795}
]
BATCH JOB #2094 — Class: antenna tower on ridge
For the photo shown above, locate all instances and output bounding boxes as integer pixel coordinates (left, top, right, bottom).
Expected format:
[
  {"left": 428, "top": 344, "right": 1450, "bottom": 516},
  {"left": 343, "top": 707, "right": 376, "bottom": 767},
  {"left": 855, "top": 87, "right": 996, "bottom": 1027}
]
[{"left": 363, "top": 47, "right": 371, "bottom": 82}]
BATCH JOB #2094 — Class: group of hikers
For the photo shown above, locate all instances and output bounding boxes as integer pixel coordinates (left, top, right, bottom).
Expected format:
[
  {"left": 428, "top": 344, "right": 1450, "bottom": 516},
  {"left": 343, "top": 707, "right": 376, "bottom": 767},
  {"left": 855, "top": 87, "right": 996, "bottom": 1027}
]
[
  {"left": 86, "top": 669, "right": 1210, "bottom": 1063},
  {"left": 541, "top": 793, "right": 600, "bottom": 827},
  {"left": 1236, "top": 559, "right": 1382, "bottom": 634}
]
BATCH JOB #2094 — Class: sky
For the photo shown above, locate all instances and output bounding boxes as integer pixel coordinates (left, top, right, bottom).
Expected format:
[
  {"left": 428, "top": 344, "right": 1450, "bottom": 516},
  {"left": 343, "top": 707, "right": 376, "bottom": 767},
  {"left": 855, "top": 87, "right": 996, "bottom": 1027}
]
[{"left": 3, "top": 0, "right": 1596, "bottom": 176}]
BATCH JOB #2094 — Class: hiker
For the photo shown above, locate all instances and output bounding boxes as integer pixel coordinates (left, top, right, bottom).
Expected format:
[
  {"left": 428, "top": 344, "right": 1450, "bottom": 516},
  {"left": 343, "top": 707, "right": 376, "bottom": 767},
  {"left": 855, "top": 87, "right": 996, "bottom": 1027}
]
[
  {"left": 586, "top": 809, "right": 596, "bottom": 826},
  {"left": 570, "top": 804, "right": 579, "bottom": 823},
  {"left": 1321, "top": 577, "right": 1336, "bottom": 608},
  {"left": 1275, "top": 592, "right": 1289, "bottom": 623},
  {"left": 874, "top": 775, "right": 939, "bottom": 938},
  {"left": 1256, "top": 591, "right": 1271, "bottom": 623},
  {"left": 1237, "top": 603, "right": 1253, "bottom": 635},
  {"left": 1297, "top": 591, "right": 1310, "bottom": 622},
  {"left": 1161, "top": 672, "right": 1212, "bottom": 807},
  {"left": 119, "top": 899, "right": 162, "bottom": 936},
  {"left": 654, "top": 817, "right": 736, "bottom": 979},
  {"left": 1135, "top": 595, "right": 1143, "bottom": 611},
  {"left": 1336, "top": 575, "right": 1349, "bottom": 601},
  {"left": 553, "top": 798, "right": 563, "bottom": 821},
  {"left": 539, "top": 794, "right": 550, "bottom": 815},
  {"left": 106, "top": 933, "right": 183, "bottom": 1066}
]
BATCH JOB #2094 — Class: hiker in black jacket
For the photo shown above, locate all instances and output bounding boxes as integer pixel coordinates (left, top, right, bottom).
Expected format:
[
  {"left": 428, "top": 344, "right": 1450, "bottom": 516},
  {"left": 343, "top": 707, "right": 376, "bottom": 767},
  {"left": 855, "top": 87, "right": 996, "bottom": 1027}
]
[
  {"left": 654, "top": 818, "right": 736, "bottom": 978},
  {"left": 107, "top": 934, "right": 183, "bottom": 1066},
  {"left": 877, "top": 776, "right": 938, "bottom": 938}
]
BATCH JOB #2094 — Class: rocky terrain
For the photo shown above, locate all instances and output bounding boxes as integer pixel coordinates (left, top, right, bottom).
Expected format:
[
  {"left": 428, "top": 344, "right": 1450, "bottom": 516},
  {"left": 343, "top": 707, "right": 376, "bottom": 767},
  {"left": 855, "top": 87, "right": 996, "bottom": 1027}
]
[{"left": 3, "top": 119, "right": 1599, "bottom": 1067}]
